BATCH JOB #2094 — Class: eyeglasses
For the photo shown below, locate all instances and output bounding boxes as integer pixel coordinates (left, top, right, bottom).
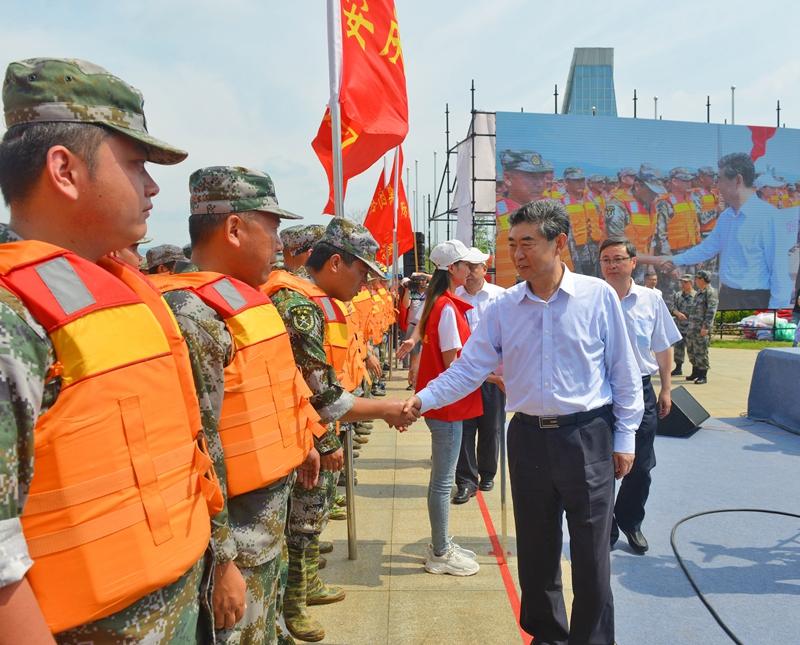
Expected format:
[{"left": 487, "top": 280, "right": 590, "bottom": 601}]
[{"left": 600, "top": 256, "right": 631, "bottom": 266}]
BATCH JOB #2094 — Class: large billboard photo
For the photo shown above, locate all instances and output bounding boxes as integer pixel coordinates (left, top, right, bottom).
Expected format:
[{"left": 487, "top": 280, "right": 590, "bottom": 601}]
[{"left": 494, "top": 112, "right": 800, "bottom": 310}]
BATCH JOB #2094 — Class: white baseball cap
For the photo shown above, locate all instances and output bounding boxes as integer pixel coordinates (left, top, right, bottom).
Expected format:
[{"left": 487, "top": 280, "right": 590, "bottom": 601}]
[
  {"left": 429, "top": 239, "right": 471, "bottom": 270},
  {"left": 464, "top": 246, "right": 490, "bottom": 264}
]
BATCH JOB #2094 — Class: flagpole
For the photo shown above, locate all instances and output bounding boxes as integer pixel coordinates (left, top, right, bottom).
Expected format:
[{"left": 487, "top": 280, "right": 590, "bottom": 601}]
[
  {"left": 326, "top": 0, "right": 345, "bottom": 220},
  {"left": 327, "top": 0, "right": 356, "bottom": 562},
  {"left": 390, "top": 146, "right": 400, "bottom": 376}
]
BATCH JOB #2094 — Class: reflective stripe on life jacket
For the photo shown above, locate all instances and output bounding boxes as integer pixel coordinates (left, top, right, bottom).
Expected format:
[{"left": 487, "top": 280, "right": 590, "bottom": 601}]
[
  {"left": 0, "top": 241, "right": 221, "bottom": 633},
  {"left": 154, "top": 272, "right": 325, "bottom": 497}
]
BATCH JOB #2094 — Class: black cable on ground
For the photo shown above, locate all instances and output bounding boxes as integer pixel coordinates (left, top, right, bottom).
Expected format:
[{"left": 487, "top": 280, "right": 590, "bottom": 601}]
[{"left": 670, "top": 508, "right": 800, "bottom": 645}]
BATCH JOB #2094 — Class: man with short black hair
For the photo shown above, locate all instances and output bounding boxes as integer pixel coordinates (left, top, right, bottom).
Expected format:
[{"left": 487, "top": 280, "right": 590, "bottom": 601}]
[
  {"left": 0, "top": 56, "right": 220, "bottom": 644},
  {"left": 453, "top": 249, "right": 506, "bottom": 503},
  {"left": 660, "top": 152, "right": 797, "bottom": 309},
  {"left": 406, "top": 199, "right": 643, "bottom": 644},
  {"left": 600, "top": 237, "right": 681, "bottom": 555}
]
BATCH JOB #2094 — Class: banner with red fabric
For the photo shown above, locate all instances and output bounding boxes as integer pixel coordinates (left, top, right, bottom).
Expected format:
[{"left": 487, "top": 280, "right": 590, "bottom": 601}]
[
  {"left": 313, "top": 0, "right": 409, "bottom": 214},
  {"left": 364, "top": 149, "right": 414, "bottom": 266}
]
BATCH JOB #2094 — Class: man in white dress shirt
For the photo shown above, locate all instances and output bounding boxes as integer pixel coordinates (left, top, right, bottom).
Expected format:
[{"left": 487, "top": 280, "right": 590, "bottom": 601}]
[
  {"left": 600, "top": 238, "right": 681, "bottom": 556},
  {"left": 405, "top": 200, "right": 643, "bottom": 645},
  {"left": 452, "top": 249, "right": 507, "bottom": 503}
]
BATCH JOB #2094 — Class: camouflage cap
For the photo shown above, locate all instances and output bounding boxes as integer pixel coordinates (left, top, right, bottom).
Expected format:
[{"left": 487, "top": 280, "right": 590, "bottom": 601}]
[
  {"left": 563, "top": 167, "right": 585, "bottom": 180},
  {"left": 189, "top": 166, "right": 301, "bottom": 219},
  {"left": 618, "top": 167, "right": 637, "bottom": 178},
  {"left": 588, "top": 174, "right": 606, "bottom": 183},
  {"left": 146, "top": 244, "right": 185, "bottom": 269},
  {"left": 697, "top": 166, "right": 717, "bottom": 177},
  {"left": 637, "top": 164, "right": 667, "bottom": 195},
  {"left": 321, "top": 217, "right": 385, "bottom": 278},
  {"left": 680, "top": 274, "right": 694, "bottom": 281},
  {"left": 3, "top": 58, "right": 186, "bottom": 165},
  {"left": 280, "top": 224, "right": 325, "bottom": 254},
  {"left": 500, "top": 149, "right": 551, "bottom": 174},
  {"left": 669, "top": 167, "right": 695, "bottom": 181},
  {"left": 695, "top": 270, "right": 711, "bottom": 282}
]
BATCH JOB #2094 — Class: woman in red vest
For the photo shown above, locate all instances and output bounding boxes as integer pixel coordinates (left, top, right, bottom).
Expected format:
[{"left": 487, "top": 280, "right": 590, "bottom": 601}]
[{"left": 415, "top": 240, "right": 484, "bottom": 576}]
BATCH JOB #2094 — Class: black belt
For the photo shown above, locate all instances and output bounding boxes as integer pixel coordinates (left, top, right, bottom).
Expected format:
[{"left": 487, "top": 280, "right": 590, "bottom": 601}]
[{"left": 514, "top": 404, "right": 612, "bottom": 430}]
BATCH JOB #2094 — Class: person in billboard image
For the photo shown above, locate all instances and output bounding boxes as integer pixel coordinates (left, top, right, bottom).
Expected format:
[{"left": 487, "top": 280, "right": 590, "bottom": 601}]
[
  {"left": 560, "top": 167, "right": 603, "bottom": 277},
  {"left": 604, "top": 165, "right": 666, "bottom": 282},
  {"left": 660, "top": 153, "right": 797, "bottom": 309},
  {"left": 496, "top": 149, "right": 550, "bottom": 219}
]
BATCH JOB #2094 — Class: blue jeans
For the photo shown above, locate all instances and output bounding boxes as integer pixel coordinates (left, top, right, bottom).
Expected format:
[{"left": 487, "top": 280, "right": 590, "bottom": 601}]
[{"left": 425, "top": 417, "right": 463, "bottom": 555}]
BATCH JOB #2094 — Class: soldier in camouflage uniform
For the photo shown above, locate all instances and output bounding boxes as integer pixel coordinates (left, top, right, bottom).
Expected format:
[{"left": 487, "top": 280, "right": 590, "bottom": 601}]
[
  {"left": 0, "top": 57, "right": 212, "bottom": 644},
  {"left": 266, "top": 217, "right": 417, "bottom": 642},
  {"left": 158, "top": 166, "right": 322, "bottom": 645},
  {"left": 281, "top": 224, "right": 326, "bottom": 273},
  {"left": 686, "top": 270, "right": 718, "bottom": 384},
  {"left": 668, "top": 274, "right": 695, "bottom": 377},
  {"left": 145, "top": 243, "right": 186, "bottom": 274}
]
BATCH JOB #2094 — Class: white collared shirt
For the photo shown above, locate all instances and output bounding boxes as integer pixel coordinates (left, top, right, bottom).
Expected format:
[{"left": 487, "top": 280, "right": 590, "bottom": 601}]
[
  {"left": 417, "top": 267, "right": 644, "bottom": 453},
  {"left": 455, "top": 280, "right": 506, "bottom": 331},
  {"left": 621, "top": 283, "right": 682, "bottom": 376}
]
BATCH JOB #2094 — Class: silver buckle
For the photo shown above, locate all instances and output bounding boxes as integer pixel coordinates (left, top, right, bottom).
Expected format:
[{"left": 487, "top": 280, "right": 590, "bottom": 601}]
[{"left": 539, "top": 416, "right": 559, "bottom": 429}]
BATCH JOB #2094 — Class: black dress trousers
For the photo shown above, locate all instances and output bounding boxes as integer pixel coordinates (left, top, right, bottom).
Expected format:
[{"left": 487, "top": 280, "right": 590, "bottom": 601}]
[{"left": 508, "top": 408, "right": 616, "bottom": 645}]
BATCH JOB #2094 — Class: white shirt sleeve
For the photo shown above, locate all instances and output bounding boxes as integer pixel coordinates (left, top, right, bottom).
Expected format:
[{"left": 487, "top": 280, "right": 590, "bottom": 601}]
[{"left": 437, "top": 303, "right": 462, "bottom": 352}]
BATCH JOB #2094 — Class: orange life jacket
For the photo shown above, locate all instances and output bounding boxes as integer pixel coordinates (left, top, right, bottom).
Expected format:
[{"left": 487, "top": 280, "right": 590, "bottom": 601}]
[
  {"left": 335, "top": 298, "right": 368, "bottom": 392},
  {"left": 352, "top": 288, "right": 374, "bottom": 340},
  {"left": 562, "top": 193, "right": 602, "bottom": 246},
  {"left": 663, "top": 194, "right": 701, "bottom": 251},
  {"left": 378, "top": 287, "right": 395, "bottom": 324},
  {"left": 370, "top": 292, "right": 385, "bottom": 343},
  {"left": 262, "top": 270, "right": 350, "bottom": 382},
  {"left": 153, "top": 272, "right": 325, "bottom": 497},
  {"left": 696, "top": 188, "right": 720, "bottom": 233},
  {"left": 0, "top": 241, "right": 222, "bottom": 634},
  {"left": 620, "top": 194, "right": 657, "bottom": 254}
]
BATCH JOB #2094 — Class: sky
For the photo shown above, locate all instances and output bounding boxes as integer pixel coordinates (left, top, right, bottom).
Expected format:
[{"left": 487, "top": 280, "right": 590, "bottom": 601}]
[{"left": 1, "top": 0, "right": 799, "bottom": 248}]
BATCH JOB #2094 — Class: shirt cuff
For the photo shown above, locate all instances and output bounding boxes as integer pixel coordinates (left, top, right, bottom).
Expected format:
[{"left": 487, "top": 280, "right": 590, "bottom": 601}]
[
  {"left": 613, "top": 430, "right": 635, "bottom": 454},
  {"left": 0, "top": 517, "right": 33, "bottom": 587},
  {"left": 417, "top": 388, "right": 435, "bottom": 414},
  {"left": 315, "top": 428, "right": 342, "bottom": 455}
]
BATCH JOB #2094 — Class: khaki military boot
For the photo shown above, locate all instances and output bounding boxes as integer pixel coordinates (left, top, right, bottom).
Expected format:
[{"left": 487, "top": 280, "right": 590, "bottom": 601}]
[
  {"left": 329, "top": 505, "right": 347, "bottom": 521},
  {"left": 306, "top": 535, "right": 346, "bottom": 606},
  {"left": 353, "top": 433, "right": 369, "bottom": 445},
  {"left": 284, "top": 544, "right": 325, "bottom": 642},
  {"left": 319, "top": 540, "right": 334, "bottom": 554},
  {"left": 334, "top": 493, "right": 346, "bottom": 508}
]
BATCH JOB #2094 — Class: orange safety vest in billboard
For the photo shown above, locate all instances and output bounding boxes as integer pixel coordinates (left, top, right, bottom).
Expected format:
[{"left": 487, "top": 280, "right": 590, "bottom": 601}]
[
  {"left": 562, "top": 194, "right": 603, "bottom": 245},
  {"left": 0, "top": 241, "right": 222, "bottom": 634},
  {"left": 663, "top": 194, "right": 701, "bottom": 251},
  {"left": 262, "top": 270, "right": 350, "bottom": 382},
  {"left": 621, "top": 195, "right": 657, "bottom": 254},
  {"left": 153, "top": 272, "right": 326, "bottom": 497},
  {"left": 696, "top": 188, "right": 720, "bottom": 234}
]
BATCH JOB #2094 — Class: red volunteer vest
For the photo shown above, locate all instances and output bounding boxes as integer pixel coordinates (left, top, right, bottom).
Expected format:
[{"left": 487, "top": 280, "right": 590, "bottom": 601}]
[{"left": 415, "top": 292, "right": 483, "bottom": 421}]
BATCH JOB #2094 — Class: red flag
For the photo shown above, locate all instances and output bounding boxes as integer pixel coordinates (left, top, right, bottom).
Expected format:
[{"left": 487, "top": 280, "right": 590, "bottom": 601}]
[
  {"left": 314, "top": 0, "right": 409, "bottom": 214},
  {"left": 748, "top": 125, "right": 778, "bottom": 162},
  {"left": 364, "top": 148, "right": 414, "bottom": 265}
]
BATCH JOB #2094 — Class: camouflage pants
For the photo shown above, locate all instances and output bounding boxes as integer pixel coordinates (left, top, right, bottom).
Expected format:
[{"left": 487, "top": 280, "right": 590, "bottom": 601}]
[
  {"left": 55, "top": 559, "right": 205, "bottom": 645},
  {"left": 673, "top": 326, "right": 689, "bottom": 364},
  {"left": 286, "top": 468, "right": 338, "bottom": 551},
  {"left": 686, "top": 330, "right": 710, "bottom": 370},
  {"left": 216, "top": 556, "right": 281, "bottom": 645}
]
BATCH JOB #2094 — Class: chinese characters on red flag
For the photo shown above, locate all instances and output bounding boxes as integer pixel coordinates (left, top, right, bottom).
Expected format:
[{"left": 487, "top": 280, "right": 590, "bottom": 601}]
[
  {"left": 313, "top": 0, "right": 409, "bottom": 214},
  {"left": 364, "top": 148, "right": 414, "bottom": 265}
]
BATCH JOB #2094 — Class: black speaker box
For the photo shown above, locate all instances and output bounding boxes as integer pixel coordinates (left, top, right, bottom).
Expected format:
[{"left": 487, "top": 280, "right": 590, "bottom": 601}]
[
  {"left": 402, "top": 232, "right": 425, "bottom": 275},
  {"left": 656, "top": 385, "right": 710, "bottom": 438}
]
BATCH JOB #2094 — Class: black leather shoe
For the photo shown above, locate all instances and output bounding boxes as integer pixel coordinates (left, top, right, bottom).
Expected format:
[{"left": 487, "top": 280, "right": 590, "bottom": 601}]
[
  {"left": 610, "top": 523, "right": 619, "bottom": 548},
  {"left": 670, "top": 365, "right": 682, "bottom": 376},
  {"left": 621, "top": 528, "right": 648, "bottom": 554},
  {"left": 478, "top": 479, "right": 494, "bottom": 492},
  {"left": 452, "top": 486, "right": 476, "bottom": 504}
]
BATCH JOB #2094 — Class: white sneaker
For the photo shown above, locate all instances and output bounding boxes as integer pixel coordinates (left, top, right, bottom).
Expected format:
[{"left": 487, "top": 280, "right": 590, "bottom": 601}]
[
  {"left": 424, "top": 544, "right": 480, "bottom": 576},
  {"left": 426, "top": 541, "right": 476, "bottom": 560}
]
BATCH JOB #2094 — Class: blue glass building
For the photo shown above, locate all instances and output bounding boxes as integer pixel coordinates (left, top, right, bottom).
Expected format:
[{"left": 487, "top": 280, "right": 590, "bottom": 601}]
[{"left": 562, "top": 48, "right": 617, "bottom": 116}]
